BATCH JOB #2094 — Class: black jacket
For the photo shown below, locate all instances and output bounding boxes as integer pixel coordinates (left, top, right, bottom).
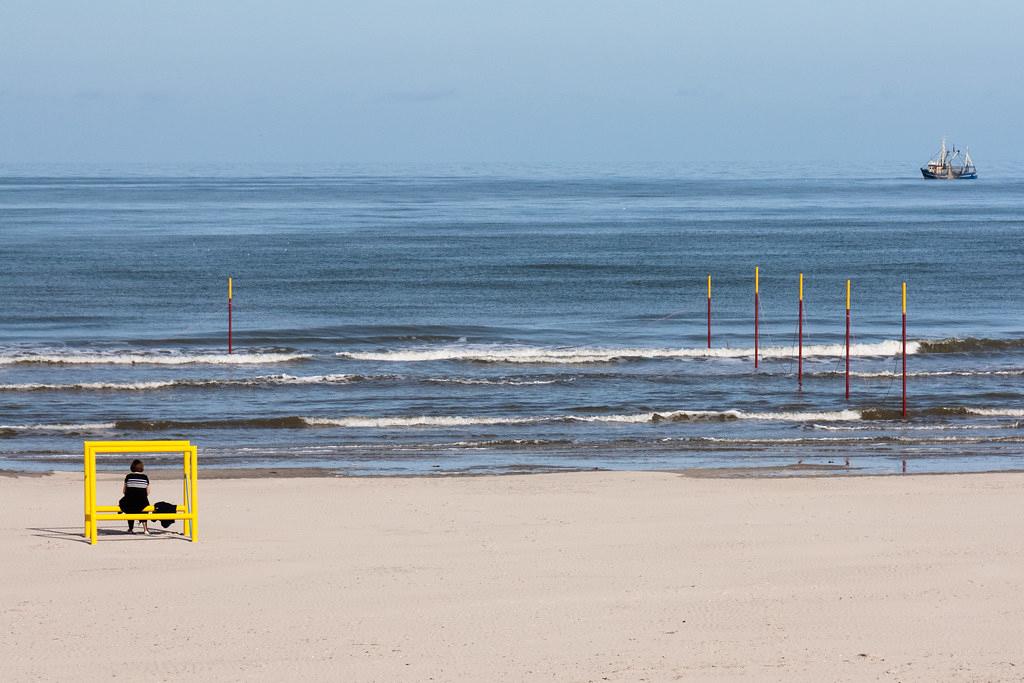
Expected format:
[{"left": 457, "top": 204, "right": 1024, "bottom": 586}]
[{"left": 152, "top": 501, "right": 178, "bottom": 528}]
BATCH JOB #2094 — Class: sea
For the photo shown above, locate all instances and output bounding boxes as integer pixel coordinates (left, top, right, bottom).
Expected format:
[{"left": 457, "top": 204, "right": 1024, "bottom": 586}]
[{"left": 2, "top": 162, "right": 1023, "bottom": 475}]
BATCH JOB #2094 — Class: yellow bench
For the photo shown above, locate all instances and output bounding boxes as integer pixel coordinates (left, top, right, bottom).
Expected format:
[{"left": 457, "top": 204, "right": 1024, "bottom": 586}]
[{"left": 84, "top": 440, "right": 198, "bottom": 544}]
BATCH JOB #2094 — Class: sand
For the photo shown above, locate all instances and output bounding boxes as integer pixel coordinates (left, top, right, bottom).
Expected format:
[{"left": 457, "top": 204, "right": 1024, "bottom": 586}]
[{"left": 2, "top": 470, "right": 1023, "bottom": 681}]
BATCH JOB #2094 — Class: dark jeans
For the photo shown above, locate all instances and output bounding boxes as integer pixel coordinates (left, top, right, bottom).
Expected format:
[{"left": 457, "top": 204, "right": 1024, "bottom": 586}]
[{"left": 119, "top": 495, "right": 149, "bottom": 532}]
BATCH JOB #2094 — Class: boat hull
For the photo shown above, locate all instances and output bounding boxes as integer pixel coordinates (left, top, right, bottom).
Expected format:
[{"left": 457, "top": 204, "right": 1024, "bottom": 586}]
[{"left": 921, "top": 167, "right": 977, "bottom": 180}]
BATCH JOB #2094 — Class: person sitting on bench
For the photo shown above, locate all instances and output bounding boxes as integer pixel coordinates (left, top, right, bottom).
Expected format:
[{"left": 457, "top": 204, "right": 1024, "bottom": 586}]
[{"left": 119, "top": 459, "right": 150, "bottom": 535}]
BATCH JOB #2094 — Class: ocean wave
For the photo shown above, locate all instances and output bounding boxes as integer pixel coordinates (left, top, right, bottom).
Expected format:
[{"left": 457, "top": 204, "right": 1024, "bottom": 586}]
[
  {"left": 571, "top": 409, "right": 864, "bottom": 424},
  {"left": 0, "top": 351, "right": 312, "bottom": 366},
  {"left": 919, "top": 337, "right": 1024, "bottom": 354},
  {"left": 113, "top": 409, "right": 865, "bottom": 431},
  {"left": 2, "top": 367, "right": 1020, "bottom": 393},
  {"left": 8, "top": 406, "right": 1018, "bottom": 436},
  {"left": 442, "top": 438, "right": 574, "bottom": 448},
  {"left": 961, "top": 407, "right": 1024, "bottom": 418},
  {"left": 113, "top": 417, "right": 309, "bottom": 430},
  {"left": 810, "top": 422, "right": 1014, "bottom": 432},
  {"left": 0, "top": 374, "right": 561, "bottom": 392},
  {"left": 0, "top": 409, "right": 863, "bottom": 434},
  {"left": 0, "top": 374, "right": 379, "bottom": 392},
  {"left": 0, "top": 422, "right": 116, "bottom": 433},
  {"left": 424, "top": 377, "right": 567, "bottom": 386},
  {"left": 337, "top": 340, "right": 915, "bottom": 364},
  {"left": 308, "top": 410, "right": 865, "bottom": 428},
  {"left": 304, "top": 415, "right": 538, "bottom": 428},
  {"left": 814, "top": 369, "right": 1024, "bottom": 379},
  {"left": 859, "top": 406, "right": 1024, "bottom": 420},
  {"left": 116, "top": 406, "right": 1024, "bottom": 430}
]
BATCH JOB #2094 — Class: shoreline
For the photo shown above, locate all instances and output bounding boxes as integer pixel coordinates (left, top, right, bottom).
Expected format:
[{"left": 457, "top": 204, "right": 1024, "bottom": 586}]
[{"left": 6, "top": 462, "right": 1024, "bottom": 480}]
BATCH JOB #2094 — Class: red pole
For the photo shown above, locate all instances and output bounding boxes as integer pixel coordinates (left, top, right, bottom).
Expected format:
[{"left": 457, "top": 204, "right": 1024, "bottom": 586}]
[
  {"left": 845, "top": 279, "right": 850, "bottom": 401},
  {"left": 798, "top": 273, "right": 803, "bottom": 388},
  {"left": 754, "top": 267, "right": 759, "bottom": 369},
  {"left": 902, "top": 282, "right": 907, "bottom": 418},
  {"left": 228, "top": 276, "right": 233, "bottom": 354},
  {"left": 706, "top": 274, "right": 711, "bottom": 349}
]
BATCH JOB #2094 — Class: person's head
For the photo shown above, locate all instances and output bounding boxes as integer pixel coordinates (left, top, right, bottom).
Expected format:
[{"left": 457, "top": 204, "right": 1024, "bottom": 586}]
[{"left": 130, "top": 459, "right": 144, "bottom": 473}]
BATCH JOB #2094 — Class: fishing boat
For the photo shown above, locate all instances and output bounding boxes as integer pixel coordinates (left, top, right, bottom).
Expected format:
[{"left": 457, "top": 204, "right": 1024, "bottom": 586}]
[{"left": 921, "top": 138, "right": 977, "bottom": 179}]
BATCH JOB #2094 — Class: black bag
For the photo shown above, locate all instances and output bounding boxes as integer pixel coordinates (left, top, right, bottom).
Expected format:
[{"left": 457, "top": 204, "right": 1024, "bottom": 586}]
[{"left": 153, "top": 501, "right": 178, "bottom": 528}]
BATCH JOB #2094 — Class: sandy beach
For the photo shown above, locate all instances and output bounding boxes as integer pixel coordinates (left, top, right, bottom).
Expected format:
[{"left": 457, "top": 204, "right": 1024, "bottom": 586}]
[{"left": 2, "top": 470, "right": 1023, "bottom": 681}]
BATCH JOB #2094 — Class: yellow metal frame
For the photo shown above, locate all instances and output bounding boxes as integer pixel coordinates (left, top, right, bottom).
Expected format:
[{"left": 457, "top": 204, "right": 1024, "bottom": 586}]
[{"left": 83, "top": 440, "right": 198, "bottom": 545}]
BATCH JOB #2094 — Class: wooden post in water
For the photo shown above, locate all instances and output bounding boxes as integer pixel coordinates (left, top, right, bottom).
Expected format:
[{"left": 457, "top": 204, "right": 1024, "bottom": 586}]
[
  {"left": 707, "top": 274, "right": 712, "bottom": 349},
  {"left": 845, "top": 279, "right": 851, "bottom": 400},
  {"left": 902, "top": 282, "right": 907, "bottom": 418},
  {"left": 227, "top": 276, "right": 233, "bottom": 355},
  {"left": 798, "top": 273, "right": 803, "bottom": 388},
  {"left": 754, "top": 266, "right": 759, "bottom": 369}
]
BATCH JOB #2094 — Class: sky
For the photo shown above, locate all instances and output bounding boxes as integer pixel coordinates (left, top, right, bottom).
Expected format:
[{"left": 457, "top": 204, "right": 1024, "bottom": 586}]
[{"left": 1, "top": 1, "right": 1021, "bottom": 163}]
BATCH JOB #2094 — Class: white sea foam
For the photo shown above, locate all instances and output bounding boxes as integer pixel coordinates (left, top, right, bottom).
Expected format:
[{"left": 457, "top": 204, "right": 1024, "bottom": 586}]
[
  {"left": 301, "top": 408, "right": 862, "bottom": 429},
  {"left": 425, "top": 377, "right": 564, "bottom": 386},
  {"left": 338, "top": 340, "right": 916, "bottom": 364},
  {"left": 6, "top": 408, "right": 1012, "bottom": 435},
  {"left": 0, "top": 374, "right": 567, "bottom": 392},
  {"left": 735, "top": 409, "right": 863, "bottom": 421},
  {"left": 262, "top": 374, "right": 366, "bottom": 385},
  {"left": 963, "top": 407, "right": 1024, "bottom": 418},
  {"left": 0, "top": 351, "right": 312, "bottom": 366},
  {"left": 304, "top": 415, "right": 538, "bottom": 428},
  {"left": 839, "top": 369, "right": 1024, "bottom": 379},
  {"left": 811, "top": 422, "right": 1010, "bottom": 432},
  {"left": 0, "top": 374, "right": 364, "bottom": 391},
  {"left": 0, "top": 380, "right": 183, "bottom": 391},
  {"left": 6, "top": 407, "right": 1014, "bottom": 435},
  {"left": 0, "top": 422, "right": 115, "bottom": 432}
]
